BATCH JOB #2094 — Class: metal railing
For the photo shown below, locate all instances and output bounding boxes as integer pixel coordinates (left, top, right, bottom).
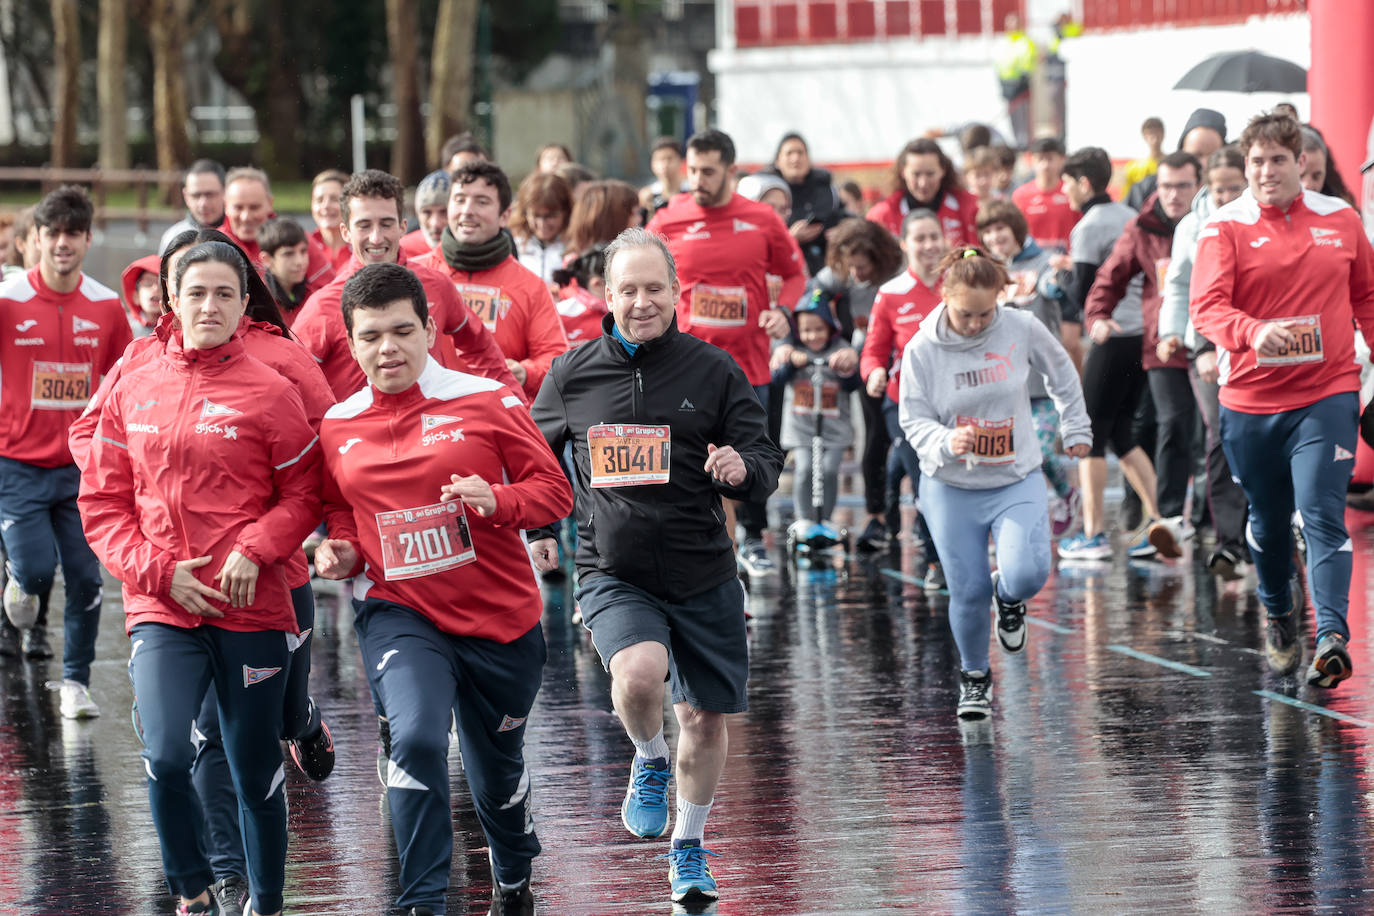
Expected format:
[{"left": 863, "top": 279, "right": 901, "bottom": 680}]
[{"left": 0, "top": 167, "right": 184, "bottom": 233}]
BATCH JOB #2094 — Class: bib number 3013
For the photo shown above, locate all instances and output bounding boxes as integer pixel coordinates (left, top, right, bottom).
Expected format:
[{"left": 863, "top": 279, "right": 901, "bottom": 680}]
[{"left": 375, "top": 500, "right": 475, "bottom": 580}]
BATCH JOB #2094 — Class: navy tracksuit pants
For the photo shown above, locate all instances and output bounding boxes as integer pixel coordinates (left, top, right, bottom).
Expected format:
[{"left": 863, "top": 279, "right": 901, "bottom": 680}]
[
  {"left": 0, "top": 458, "right": 103, "bottom": 683},
  {"left": 128, "top": 622, "right": 290, "bottom": 915},
  {"left": 354, "top": 599, "right": 545, "bottom": 915},
  {"left": 1221, "top": 392, "right": 1357, "bottom": 640},
  {"left": 191, "top": 583, "right": 317, "bottom": 883}
]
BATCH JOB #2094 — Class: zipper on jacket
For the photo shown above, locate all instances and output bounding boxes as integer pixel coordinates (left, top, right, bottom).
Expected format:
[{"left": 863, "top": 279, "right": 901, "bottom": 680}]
[
  {"left": 387, "top": 405, "right": 401, "bottom": 459},
  {"left": 171, "top": 361, "right": 198, "bottom": 564},
  {"left": 632, "top": 367, "right": 643, "bottom": 419}
]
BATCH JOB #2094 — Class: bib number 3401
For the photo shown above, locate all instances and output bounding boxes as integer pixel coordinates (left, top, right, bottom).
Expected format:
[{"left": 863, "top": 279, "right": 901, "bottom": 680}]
[{"left": 375, "top": 500, "right": 475, "bottom": 580}]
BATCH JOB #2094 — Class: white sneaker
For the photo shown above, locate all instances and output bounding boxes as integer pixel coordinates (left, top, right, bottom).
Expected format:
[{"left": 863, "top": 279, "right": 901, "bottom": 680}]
[
  {"left": 58, "top": 680, "right": 101, "bottom": 720},
  {"left": 3, "top": 568, "right": 38, "bottom": 630},
  {"left": 1147, "top": 516, "right": 1184, "bottom": 559}
]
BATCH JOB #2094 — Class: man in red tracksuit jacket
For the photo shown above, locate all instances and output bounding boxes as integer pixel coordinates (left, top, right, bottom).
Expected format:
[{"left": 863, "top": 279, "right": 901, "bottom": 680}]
[
  {"left": 313, "top": 263, "right": 570, "bottom": 916},
  {"left": 0, "top": 186, "right": 132, "bottom": 718},
  {"left": 646, "top": 128, "right": 803, "bottom": 577},
  {"left": 219, "top": 166, "right": 336, "bottom": 297},
  {"left": 1084, "top": 150, "right": 1201, "bottom": 558},
  {"left": 414, "top": 160, "right": 569, "bottom": 401},
  {"left": 292, "top": 169, "right": 521, "bottom": 402},
  {"left": 1192, "top": 111, "right": 1374, "bottom": 689}
]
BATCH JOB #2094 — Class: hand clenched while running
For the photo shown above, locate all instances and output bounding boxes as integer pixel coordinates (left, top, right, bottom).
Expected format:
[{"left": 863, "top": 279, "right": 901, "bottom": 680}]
[
  {"left": 704, "top": 444, "right": 747, "bottom": 487},
  {"left": 441, "top": 474, "right": 497, "bottom": 517},
  {"left": 313, "top": 539, "right": 358, "bottom": 580}
]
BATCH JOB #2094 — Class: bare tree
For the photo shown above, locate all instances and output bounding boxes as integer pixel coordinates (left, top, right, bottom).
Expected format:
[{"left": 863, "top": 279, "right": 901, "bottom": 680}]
[
  {"left": 98, "top": 0, "right": 130, "bottom": 171},
  {"left": 426, "top": 0, "right": 479, "bottom": 169},
  {"left": 148, "top": 0, "right": 191, "bottom": 180},
  {"left": 50, "top": 0, "right": 79, "bottom": 167},
  {"left": 386, "top": 0, "right": 425, "bottom": 183}
]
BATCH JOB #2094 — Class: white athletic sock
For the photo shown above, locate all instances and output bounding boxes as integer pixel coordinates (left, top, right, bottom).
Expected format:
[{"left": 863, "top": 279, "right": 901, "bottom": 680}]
[
  {"left": 631, "top": 730, "right": 670, "bottom": 761},
  {"left": 672, "top": 797, "right": 712, "bottom": 844}
]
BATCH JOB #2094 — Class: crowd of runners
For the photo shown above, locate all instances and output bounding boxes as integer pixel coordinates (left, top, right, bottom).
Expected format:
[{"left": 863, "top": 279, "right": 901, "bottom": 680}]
[{"left": 0, "top": 102, "right": 1369, "bottom": 914}]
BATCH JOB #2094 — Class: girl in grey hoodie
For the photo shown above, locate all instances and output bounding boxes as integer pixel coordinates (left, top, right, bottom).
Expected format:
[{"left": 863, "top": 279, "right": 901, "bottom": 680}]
[{"left": 898, "top": 247, "right": 1091, "bottom": 720}]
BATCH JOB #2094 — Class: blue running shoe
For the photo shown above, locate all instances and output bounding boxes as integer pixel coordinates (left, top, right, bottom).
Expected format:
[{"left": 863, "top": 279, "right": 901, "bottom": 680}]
[
  {"left": 1058, "top": 531, "right": 1110, "bottom": 561},
  {"left": 621, "top": 755, "right": 671, "bottom": 838},
  {"left": 1126, "top": 524, "right": 1157, "bottom": 559},
  {"left": 665, "top": 842, "right": 721, "bottom": 902}
]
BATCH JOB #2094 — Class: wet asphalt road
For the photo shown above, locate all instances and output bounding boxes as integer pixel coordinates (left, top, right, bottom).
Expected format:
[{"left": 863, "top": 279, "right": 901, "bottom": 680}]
[{"left": 5, "top": 499, "right": 1374, "bottom": 915}]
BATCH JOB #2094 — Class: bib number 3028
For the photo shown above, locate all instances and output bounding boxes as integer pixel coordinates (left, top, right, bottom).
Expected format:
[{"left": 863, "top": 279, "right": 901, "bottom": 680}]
[{"left": 375, "top": 500, "right": 475, "bottom": 580}]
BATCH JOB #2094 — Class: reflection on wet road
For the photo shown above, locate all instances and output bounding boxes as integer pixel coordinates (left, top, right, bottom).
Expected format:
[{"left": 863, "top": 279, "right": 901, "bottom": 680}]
[{"left": 5, "top": 514, "right": 1374, "bottom": 914}]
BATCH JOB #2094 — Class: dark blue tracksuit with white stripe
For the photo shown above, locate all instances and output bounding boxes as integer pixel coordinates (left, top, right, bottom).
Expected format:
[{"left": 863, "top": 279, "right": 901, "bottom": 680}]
[{"left": 355, "top": 599, "right": 546, "bottom": 914}]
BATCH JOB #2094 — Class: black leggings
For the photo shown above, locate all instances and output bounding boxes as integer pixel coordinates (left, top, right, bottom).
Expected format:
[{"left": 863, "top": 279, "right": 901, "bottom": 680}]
[
  {"left": 859, "top": 390, "right": 890, "bottom": 516},
  {"left": 1083, "top": 335, "right": 1146, "bottom": 459}
]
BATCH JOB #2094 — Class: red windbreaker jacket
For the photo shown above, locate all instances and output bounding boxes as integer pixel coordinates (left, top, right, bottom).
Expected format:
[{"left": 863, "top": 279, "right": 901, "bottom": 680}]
[
  {"left": 79, "top": 328, "right": 322, "bottom": 633},
  {"left": 321, "top": 358, "right": 571, "bottom": 642},
  {"left": 861, "top": 268, "right": 942, "bottom": 402},
  {"left": 412, "top": 250, "right": 570, "bottom": 399},
  {"left": 1191, "top": 188, "right": 1374, "bottom": 413},
  {"left": 866, "top": 187, "right": 979, "bottom": 248}
]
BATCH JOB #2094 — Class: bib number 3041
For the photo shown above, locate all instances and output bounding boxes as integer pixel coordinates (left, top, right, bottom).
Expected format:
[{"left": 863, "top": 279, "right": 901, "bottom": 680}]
[
  {"left": 375, "top": 500, "right": 475, "bottom": 580},
  {"left": 587, "top": 423, "right": 671, "bottom": 488}
]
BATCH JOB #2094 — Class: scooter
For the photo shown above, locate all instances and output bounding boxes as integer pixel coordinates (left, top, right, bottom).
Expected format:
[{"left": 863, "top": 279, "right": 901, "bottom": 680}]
[{"left": 786, "top": 354, "right": 849, "bottom": 564}]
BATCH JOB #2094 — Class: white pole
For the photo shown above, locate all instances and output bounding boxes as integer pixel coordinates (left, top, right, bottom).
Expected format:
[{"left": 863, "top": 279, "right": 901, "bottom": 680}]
[{"left": 351, "top": 94, "right": 366, "bottom": 173}]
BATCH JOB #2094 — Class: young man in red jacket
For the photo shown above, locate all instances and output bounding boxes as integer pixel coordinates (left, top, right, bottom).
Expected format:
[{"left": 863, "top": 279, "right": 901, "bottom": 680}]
[
  {"left": 646, "top": 128, "right": 803, "bottom": 576},
  {"left": 293, "top": 169, "right": 520, "bottom": 401},
  {"left": 1192, "top": 112, "right": 1374, "bottom": 687},
  {"left": 1011, "top": 137, "right": 1079, "bottom": 253},
  {"left": 0, "top": 186, "right": 131, "bottom": 717},
  {"left": 414, "top": 160, "right": 569, "bottom": 401},
  {"left": 314, "top": 263, "right": 571, "bottom": 916}
]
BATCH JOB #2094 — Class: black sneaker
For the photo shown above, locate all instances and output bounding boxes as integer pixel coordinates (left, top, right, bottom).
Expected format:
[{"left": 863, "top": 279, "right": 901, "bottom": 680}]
[
  {"left": 288, "top": 715, "right": 335, "bottom": 781},
  {"left": 0, "top": 618, "right": 18, "bottom": 659},
  {"left": 22, "top": 626, "right": 52, "bottom": 660},
  {"left": 923, "top": 562, "right": 946, "bottom": 592},
  {"left": 857, "top": 518, "right": 889, "bottom": 552},
  {"left": 1207, "top": 545, "right": 1244, "bottom": 582},
  {"left": 212, "top": 874, "right": 248, "bottom": 916},
  {"left": 488, "top": 877, "right": 535, "bottom": 916},
  {"left": 1307, "top": 633, "right": 1353, "bottom": 688},
  {"left": 957, "top": 669, "right": 993, "bottom": 720},
  {"left": 1264, "top": 613, "right": 1300, "bottom": 676},
  {"left": 991, "top": 571, "right": 1026, "bottom": 653}
]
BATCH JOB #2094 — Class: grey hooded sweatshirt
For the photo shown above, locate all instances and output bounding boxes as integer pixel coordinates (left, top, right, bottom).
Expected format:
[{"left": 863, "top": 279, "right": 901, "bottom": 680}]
[{"left": 898, "top": 304, "right": 1091, "bottom": 490}]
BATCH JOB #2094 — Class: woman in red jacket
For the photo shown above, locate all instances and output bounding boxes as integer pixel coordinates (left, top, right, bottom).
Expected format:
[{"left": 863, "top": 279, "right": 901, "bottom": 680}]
[
  {"left": 866, "top": 138, "right": 979, "bottom": 248},
  {"left": 78, "top": 241, "right": 322, "bottom": 916}
]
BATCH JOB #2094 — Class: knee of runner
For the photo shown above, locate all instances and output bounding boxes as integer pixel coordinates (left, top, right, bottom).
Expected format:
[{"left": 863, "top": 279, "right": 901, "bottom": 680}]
[
  {"left": 611, "top": 645, "right": 670, "bottom": 694},
  {"left": 143, "top": 740, "right": 197, "bottom": 781},
  {"left": 999, "top": 560, "right": 1050, "bottom": 601},
  {"left": 675, "top": 705, "right": 726, "bottom": 740},
  {"left": 388, "top": 719, "right": 452, "bottom": 761}
]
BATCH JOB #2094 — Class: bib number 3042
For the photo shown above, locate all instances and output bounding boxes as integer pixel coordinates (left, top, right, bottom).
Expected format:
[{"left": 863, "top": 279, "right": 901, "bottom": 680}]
[{"left": 375, "top": 500, "right": 475, "bottom": 580}]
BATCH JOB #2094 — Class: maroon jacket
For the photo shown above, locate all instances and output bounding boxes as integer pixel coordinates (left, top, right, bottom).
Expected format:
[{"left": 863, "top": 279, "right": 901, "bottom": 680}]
[{"left": 1084, "top": 192, "right": 1187, "bottom": 371}]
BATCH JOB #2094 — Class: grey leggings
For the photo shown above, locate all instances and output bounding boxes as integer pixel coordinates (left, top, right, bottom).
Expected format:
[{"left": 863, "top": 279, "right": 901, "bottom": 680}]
[{"left": 792, "top": 443, "right": 846, "bottom": 522}]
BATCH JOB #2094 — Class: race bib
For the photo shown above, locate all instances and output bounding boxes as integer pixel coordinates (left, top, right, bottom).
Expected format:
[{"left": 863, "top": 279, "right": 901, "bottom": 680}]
[
  {"left": 588, "top": 423, "right": 671, "bottom": 488},
  {"left": 1257, "top": 314, "right": 1324, "bottom": 366},
  {"left": 455, "top": 283, "right": 508, "bottom": 330},
  {"left": 375, "top": 500, "right": 475, "bottom": 580},
  {"left": 689, "top": 284, "right": 747, "bottom": 328},
  {"left": 793, "top": 380, "right": 840, "bottom": 417},
  {"left": 31, "top": 361, "right": 92, "bottom": 409},
  {"left": 957, "top": 416, "right": 1016, "bottom": 466}
]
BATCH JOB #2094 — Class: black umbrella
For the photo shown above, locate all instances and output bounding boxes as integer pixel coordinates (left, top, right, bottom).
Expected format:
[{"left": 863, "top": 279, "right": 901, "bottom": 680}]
[{"left": 1173, "top": 50, "right": 1307, "bottom": 93}]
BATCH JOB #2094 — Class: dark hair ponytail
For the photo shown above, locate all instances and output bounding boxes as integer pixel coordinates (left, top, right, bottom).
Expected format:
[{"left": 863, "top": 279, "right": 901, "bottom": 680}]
[{"left": 161, "top": 228, "right": 291, "bottom": 337}]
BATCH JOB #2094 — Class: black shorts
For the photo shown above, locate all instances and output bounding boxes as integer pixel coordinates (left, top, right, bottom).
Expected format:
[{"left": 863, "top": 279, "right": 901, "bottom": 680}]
[
  {"left": 576, "top": 574, "right": 749, "bottom": 714},
  {"left": 1082, "top": 334, "right": 1146, "bottom": 458}
]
